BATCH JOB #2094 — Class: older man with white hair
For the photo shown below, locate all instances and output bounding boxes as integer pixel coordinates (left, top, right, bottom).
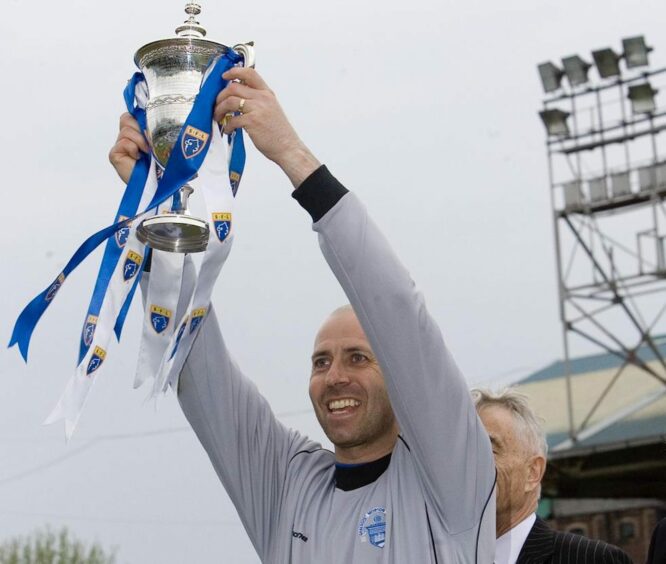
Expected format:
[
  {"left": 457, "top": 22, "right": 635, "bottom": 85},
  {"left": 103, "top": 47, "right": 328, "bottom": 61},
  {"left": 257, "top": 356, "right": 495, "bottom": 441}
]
[{"left": 472, "top": 388, "right": 633, "bottom": 564}]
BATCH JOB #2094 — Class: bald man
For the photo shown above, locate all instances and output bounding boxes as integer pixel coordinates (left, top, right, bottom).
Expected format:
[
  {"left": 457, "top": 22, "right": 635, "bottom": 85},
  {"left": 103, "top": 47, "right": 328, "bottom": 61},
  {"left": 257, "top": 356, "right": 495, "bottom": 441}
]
[{"left": 110, "top": 67, "right": 496, "bottom": 563}]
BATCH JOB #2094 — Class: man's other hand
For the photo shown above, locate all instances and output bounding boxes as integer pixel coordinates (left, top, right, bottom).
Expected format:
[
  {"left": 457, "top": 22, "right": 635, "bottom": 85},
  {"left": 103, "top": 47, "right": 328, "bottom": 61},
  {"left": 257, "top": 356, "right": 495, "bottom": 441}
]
[{"left": 109, "top": 112, "right": 150, "bottom": 184}]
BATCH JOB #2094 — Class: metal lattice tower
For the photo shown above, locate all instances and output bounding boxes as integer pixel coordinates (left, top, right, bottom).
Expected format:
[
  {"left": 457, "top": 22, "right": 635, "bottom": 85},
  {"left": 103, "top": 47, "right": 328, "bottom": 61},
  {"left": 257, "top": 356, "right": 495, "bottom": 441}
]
[{"left": 538, "top": 37, "right": 666, "bottom": 452}]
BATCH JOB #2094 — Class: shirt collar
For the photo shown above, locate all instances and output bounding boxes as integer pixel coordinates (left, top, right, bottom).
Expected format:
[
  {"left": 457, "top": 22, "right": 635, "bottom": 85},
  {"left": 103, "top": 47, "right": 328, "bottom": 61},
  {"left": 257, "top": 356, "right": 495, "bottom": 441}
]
[
  {"left": 495, "top": 513, "right": 536, "bottom": 564},
  {"left": 334, "top": 453, "right": 392, "bottom": 491}
]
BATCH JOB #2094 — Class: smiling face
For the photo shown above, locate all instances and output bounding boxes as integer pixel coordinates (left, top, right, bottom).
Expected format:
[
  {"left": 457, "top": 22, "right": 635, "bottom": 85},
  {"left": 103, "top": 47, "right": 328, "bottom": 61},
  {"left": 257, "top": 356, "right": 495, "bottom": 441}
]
[{"left": 309, "top": 307, "right": 399, "bottom": 463}]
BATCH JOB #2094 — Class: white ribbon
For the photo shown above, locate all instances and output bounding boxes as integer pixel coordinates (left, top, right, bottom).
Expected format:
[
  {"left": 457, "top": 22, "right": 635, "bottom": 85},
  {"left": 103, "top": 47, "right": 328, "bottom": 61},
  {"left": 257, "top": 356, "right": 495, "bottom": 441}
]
[
  {"left": 151, "top": 123, "right": 237, "bottom": 396},
  {"left": 134, "top": 249, "right": 185, "bottom": 389},
  {"left": 45, "top": 160, "right": 159, "bottom": 438}
]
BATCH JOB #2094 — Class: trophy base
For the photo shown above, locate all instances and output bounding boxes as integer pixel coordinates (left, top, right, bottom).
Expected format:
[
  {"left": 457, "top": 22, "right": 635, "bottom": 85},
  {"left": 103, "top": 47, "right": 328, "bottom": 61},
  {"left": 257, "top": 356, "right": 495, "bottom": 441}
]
[{"left": 137, "top": 214, "right": 210, "bottom": 253}]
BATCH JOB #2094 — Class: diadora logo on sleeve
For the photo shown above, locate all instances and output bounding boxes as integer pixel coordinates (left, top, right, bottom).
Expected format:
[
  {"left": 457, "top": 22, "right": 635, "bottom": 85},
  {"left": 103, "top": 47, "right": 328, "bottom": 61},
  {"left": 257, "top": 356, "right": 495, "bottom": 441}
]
[
  {"left": 358, "top": 507, "right": 387, "bottom": 549},
  {"left": 291, "top": 530, "right": 308, "bottom": 543},
  {"left": 181, "top": 126, "right": 209, "bottom": 159}
]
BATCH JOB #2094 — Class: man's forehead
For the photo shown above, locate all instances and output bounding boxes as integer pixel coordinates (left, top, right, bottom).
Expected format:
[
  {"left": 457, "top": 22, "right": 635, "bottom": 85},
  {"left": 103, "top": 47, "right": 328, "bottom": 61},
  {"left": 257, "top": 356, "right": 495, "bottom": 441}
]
[
  {"left": 478, "top": 405, "right": 518, "bottom": 442},
  {"left": 313, "top": 308, "right": 369, "bottom": 350}
]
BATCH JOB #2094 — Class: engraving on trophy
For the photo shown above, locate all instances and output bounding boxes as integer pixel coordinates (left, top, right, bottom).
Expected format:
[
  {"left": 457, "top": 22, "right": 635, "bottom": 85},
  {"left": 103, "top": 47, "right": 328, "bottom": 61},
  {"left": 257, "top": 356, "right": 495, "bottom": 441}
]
[
  {"left": 145, "top": 95, "right": 198, "bottom": 110},
  {"left": 137, "top": 43, "right": 224, "bottom": 71}
]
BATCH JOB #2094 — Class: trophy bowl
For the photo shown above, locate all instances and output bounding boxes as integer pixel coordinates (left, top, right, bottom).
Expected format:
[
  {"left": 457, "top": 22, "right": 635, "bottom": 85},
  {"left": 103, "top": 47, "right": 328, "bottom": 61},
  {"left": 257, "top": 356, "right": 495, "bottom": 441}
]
[{"left": 134, "top": 3, "right": 253, "bottom": 253}]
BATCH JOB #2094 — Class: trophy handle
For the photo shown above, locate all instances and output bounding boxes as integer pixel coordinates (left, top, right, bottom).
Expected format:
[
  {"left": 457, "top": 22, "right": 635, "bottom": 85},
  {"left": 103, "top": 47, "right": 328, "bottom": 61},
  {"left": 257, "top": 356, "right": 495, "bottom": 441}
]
[{"left": 233, "top": 42, "right": 256, "bottom": 68}]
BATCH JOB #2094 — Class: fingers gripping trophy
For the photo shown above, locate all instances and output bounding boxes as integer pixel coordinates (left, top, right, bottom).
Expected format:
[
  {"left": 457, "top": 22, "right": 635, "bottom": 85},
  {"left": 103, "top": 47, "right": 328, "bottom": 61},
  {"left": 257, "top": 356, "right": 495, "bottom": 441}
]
[{"left": 135, "top": 2, "right": 255, "bottom": 253}]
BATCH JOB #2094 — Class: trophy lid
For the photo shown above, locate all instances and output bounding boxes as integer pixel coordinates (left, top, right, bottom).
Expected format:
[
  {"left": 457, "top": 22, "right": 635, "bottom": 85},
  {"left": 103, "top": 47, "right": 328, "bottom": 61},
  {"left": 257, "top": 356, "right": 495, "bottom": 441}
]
[
  {"left": 174, "top": 2, "right": 206, "bottom": 38},
  {"left": 134, "top": 2, "right": 228, "bottom": 68}
]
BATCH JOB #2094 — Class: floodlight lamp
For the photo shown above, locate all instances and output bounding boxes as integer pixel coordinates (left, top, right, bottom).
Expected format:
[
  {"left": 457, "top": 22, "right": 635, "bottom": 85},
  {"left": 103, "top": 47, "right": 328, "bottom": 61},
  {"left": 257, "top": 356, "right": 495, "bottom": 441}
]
[
  {"left": 592, "top": 48, "right": 621, "bottom": 79},
  {"left": 628, "top": 82, "right": 658, "bottom": 114},
  {"left": 622, "top": 36, "right": 653, "bottom": 69},
  {"left": 562, "top": 55, "right": 592, "bottom": 87},
  {"left": 538, "top": 61, "right": 565, "bottom": 93},
  {"left": 539, "top": 108, "right": 571, "bottom": 137}
]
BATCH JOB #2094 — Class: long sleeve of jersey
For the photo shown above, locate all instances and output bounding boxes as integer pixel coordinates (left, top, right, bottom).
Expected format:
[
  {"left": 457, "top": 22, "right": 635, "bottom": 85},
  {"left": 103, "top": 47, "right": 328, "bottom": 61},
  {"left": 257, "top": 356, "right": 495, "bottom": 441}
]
[
  {"left": 177, "top": 306, "right": 322, "bottom": 558},
  {"left": 293, "top": 165, "right": 496, "bottom": 534}
]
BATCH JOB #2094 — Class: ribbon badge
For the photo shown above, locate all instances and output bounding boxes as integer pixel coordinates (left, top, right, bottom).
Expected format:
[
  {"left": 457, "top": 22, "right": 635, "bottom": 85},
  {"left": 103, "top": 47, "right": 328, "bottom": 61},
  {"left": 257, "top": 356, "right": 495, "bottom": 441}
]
[
  {"left": 45, "top": 273, "right": 66, "bottom": 302},
  {"left": 123, "top": 250, "right": 143, "bottom": 282},
  {"left": 189, "top": 307, "right": 207, "bottom": 335},
  {"left": 181, "top": 125, "right": 209, "bottom": 159},
  {"left": 229, "top": 171, "right": 241, "bottom": 193},
  {"left": 115, "top": 216, "right": 131, "bottom": 248},
  {"left": 82, "top": 315, "right": 98, "bottom": 347},
  {"left": 86, "top": 346, "right": 107, "bottom": 376},
  {"left": 150, "top": 305, "right": 171, "bottom": 334},
  {"left": 212, "top": 212, "right": 232, "bottom": 243}
]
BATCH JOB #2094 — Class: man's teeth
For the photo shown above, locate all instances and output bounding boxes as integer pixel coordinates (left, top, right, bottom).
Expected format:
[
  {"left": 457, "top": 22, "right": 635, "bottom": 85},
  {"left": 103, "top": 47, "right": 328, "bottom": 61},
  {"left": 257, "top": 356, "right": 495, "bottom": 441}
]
[{"left": 328, "top": 399, "right": 360, "bottom": 411}]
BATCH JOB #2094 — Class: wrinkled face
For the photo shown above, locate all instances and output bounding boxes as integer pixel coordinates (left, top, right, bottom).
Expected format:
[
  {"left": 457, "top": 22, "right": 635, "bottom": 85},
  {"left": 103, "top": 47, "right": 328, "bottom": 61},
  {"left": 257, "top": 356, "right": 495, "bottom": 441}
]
[
  {"left": 478, "top": 405, "right": 533, "bottom": 521},
  {"left": 309, "top": 308, "right": 398, "bottom": 462}
]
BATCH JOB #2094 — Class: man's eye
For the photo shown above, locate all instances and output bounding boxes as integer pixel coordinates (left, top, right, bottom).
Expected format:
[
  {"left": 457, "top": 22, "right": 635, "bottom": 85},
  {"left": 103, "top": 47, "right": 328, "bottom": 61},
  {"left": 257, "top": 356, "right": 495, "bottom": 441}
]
[
  {"left": 350, "top": 352, "right": 367, "bottom": 363},
  {"left": 313, "top": 358, "right": 329, "bottom": 370}
]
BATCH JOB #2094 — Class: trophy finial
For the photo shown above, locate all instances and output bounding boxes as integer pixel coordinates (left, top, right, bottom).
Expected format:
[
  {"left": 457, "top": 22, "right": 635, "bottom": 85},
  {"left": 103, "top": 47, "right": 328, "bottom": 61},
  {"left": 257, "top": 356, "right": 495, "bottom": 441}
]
[{"left": 175, "top": 2, "right": 207, "bottom": 38}]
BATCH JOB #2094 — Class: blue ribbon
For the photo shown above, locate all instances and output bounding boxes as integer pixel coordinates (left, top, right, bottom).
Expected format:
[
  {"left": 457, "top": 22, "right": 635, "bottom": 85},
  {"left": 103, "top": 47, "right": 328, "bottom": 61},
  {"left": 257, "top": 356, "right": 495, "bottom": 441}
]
[
  {"left": 228, "top": 128, "right": 246, "bottom": 197},
  {"left": 77, "top": 74, "right": 150, "bottom": 363},
  {"left": 113, "top": 247, "right": 149, "bottom": 341},
  {"left": 10, "top": 49, "right": 245, "bottom": 361}
]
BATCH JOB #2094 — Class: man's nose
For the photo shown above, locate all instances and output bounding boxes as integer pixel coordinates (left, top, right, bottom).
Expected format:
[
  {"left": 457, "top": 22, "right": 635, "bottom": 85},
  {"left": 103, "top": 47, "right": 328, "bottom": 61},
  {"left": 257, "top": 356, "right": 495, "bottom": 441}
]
[{"left": 325, "top": 359, "right": 350, "bottom": 387}]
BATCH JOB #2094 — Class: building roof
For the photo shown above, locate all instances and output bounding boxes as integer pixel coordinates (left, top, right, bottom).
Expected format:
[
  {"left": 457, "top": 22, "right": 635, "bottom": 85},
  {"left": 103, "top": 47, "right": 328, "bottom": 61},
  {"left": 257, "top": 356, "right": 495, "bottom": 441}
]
[
  {"left": 522, "top": 335, "right": 666, "bottom": 385},
  {"left": 514, "top": 335, "right": 666, "bottom": 457}
]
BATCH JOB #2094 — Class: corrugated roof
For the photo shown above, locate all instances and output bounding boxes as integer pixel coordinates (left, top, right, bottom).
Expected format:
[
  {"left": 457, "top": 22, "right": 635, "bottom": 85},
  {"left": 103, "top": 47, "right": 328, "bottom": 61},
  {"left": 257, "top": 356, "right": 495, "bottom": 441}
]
[
  {"left": 514, "top": 336, "right": 666, "bottom": 455},
  {"left": 544, "top": 411, "right": 666, "bottom": 452},
  {"left": 522, "top": 335, "right": 666, "bottom": 384},
  {"left": 577, "top": 411, "right": 666, "bottom": 448}
]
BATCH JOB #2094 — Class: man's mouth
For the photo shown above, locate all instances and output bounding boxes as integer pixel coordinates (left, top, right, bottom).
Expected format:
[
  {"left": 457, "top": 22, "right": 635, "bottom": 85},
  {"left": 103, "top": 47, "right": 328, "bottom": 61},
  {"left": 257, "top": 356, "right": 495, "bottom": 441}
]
[{"left": 327, "top": 398, "right": 361, "bottom": 412}]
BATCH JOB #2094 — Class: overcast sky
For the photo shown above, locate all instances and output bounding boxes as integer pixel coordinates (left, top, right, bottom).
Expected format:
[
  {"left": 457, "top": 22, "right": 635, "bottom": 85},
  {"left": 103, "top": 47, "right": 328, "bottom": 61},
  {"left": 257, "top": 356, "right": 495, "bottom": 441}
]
[{"left": 2, "top": 0, "right": 666, "bottom": 562}]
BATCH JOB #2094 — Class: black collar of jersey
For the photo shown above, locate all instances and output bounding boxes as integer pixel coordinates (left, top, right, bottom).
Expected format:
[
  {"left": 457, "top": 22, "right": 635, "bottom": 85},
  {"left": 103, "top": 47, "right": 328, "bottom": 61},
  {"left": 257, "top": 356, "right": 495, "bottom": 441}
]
[{"left": 334, "top": 453, "right": 392, "bottom": 491}]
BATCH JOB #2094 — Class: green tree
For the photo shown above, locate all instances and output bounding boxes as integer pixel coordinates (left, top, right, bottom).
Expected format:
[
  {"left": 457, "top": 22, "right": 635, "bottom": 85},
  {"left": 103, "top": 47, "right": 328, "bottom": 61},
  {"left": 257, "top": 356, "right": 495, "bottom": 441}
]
[{"left": 0, "top": 527, "right": 115, "bottom": 564}]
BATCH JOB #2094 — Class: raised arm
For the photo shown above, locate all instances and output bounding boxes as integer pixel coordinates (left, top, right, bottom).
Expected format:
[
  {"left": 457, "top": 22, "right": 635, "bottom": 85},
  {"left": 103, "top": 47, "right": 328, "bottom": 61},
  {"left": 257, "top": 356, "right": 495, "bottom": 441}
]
[
  {"left": 109, "top": 115, "right": 316, "bottom": 559},
  {"left": 296, "top": 169, "right": 495, "bottom": 531},
  {"left": 216, "top": 67, "right": 495, "bottom": 532},
  {"left": 178, "top": 307, "right": 317, "bottom": 557}
]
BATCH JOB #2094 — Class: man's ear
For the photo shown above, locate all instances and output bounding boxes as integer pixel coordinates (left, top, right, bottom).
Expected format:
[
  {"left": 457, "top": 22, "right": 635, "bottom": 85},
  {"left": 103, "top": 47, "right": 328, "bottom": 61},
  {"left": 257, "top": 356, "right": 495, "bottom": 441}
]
[{"left": 525, "top": 455, "right": 546, "bottom": 494}]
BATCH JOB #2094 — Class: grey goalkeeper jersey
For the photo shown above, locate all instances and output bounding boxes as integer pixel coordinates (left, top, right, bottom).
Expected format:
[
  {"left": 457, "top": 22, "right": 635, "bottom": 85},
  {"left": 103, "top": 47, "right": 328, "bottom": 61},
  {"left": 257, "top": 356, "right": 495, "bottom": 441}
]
[{"left": 177, "top": 166, "right": 496, "bottom": 563}]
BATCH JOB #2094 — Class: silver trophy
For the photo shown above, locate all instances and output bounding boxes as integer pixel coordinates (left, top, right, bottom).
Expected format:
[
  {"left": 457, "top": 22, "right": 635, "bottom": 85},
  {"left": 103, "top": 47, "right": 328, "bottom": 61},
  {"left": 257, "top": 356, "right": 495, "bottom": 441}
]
[{"left": 134, "top": 2, "right": 254, "bottom": 253}]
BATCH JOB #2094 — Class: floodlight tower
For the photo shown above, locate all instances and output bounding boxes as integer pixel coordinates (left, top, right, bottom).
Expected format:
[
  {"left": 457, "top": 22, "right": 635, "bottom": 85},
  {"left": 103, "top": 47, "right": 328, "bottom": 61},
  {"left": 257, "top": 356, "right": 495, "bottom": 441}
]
[{"left": 537, "top": 36, "right": 666, "bottom": 450}]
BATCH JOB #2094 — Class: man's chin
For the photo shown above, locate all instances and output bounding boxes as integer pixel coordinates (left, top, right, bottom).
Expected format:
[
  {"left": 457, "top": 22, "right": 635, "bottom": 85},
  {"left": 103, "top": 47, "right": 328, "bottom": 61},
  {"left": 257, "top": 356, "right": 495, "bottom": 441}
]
[{"left": 325, "top": 428, "right": 362, "bottom": 450}]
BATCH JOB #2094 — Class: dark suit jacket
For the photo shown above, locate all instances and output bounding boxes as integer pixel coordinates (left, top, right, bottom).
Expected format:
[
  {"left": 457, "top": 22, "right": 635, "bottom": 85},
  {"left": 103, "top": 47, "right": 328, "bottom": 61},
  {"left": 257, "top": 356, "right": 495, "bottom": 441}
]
[
  {"left": 515, "top": 517, "right": 633, "bottom": 564},
  {"left": 647, "top": 518, "right": 666, "bottom": 564}
]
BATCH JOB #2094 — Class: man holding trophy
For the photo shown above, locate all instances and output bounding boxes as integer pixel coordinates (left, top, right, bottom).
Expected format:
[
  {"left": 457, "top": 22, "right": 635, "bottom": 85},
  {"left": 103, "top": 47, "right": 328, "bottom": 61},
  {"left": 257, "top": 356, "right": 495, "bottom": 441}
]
[{"left": 110, "top": 64, "right": 496, "bottom": 562}]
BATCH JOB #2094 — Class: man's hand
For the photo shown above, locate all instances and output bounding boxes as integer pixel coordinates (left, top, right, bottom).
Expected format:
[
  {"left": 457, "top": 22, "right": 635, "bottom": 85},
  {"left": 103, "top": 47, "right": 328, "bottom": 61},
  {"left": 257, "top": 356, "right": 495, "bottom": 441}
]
[
  {"left": 108, "top": 113, "right": 150, "bottom": 184},
  {"left": 214, "top": 67, "right": 321, "bottom": 188}
]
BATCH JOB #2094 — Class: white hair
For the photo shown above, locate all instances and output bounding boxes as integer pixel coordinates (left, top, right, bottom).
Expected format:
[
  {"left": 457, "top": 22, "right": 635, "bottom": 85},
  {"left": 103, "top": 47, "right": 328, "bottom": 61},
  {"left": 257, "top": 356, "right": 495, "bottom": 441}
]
[{"left": 471, "top": 387, "right": 548, "bottom": 459}]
